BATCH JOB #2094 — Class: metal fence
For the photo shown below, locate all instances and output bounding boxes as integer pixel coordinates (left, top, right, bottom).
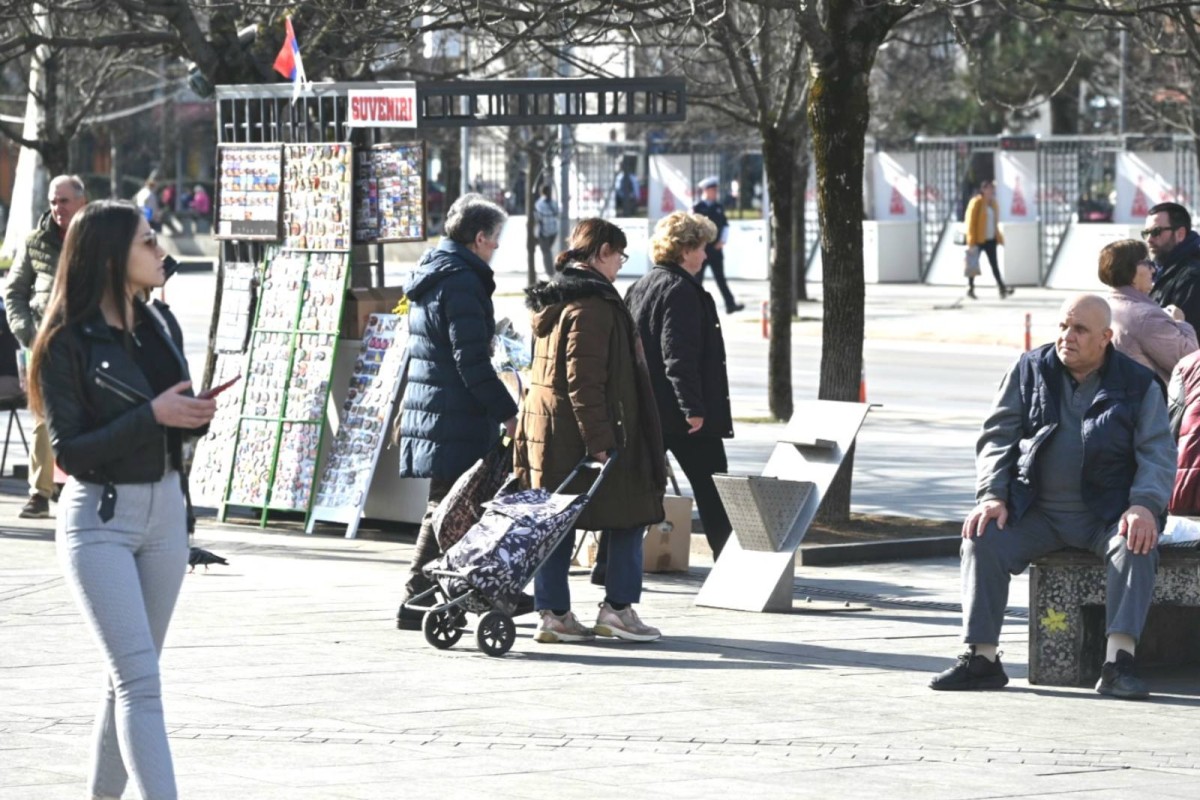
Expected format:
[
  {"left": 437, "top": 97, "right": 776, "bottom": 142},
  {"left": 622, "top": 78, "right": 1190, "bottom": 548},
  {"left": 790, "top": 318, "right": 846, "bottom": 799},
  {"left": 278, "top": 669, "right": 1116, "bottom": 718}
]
[{"left": 915, "top": 133, "right": 1200, "bottom": 283}]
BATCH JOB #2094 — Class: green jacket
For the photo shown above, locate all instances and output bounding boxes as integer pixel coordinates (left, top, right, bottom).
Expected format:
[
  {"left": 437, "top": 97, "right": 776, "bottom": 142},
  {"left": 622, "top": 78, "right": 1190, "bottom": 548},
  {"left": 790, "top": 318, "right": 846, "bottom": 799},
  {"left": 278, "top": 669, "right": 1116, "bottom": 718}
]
[{"left": 4, "top": 211, "right": 64, "bottom": 347}]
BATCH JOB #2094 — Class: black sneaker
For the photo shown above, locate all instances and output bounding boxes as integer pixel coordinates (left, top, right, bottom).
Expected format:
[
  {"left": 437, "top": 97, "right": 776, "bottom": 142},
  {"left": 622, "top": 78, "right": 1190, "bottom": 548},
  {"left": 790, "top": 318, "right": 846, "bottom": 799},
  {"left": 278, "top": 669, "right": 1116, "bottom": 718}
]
[
  {"left": 19, "top": 494, "right": 50, "bottom": 519},
  {"left": 726, "top": 302, "right": 745, "bottom": 314},
  {"left": 929, "top": 648, "right": 1009, "bottom": 691},
  {"left": 1095, "top": 650, "right": 1149, "bottom": 700}
]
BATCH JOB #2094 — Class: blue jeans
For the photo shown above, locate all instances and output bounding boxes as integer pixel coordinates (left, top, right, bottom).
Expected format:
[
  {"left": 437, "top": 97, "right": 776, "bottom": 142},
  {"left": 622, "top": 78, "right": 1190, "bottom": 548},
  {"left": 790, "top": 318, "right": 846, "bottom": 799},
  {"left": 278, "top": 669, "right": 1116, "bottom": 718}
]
[
  {"left": 535, "top": 526, "right": 645, "bottom": 611},
  {"left": 57, "top": 471, "right": 189, "bottom": 800}
]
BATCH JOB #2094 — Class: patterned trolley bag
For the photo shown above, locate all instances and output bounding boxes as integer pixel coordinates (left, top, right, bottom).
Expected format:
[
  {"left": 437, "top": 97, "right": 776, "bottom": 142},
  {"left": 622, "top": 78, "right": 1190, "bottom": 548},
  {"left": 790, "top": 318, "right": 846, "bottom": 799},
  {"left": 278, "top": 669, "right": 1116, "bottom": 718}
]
[
  {"left": 432, "top": 438, "right": 513, "bottom": 552},
  {"left": 426, "top": 453, "right": 616, "bottom": 614}
]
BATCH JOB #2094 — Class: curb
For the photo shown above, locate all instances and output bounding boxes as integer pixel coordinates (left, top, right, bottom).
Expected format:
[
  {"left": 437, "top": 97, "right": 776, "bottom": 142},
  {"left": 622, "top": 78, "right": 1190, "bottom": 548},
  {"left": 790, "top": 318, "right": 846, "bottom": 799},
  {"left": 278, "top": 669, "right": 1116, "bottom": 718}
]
[{"left": 800, "top": 535, "right": 961, "bottom": 566}]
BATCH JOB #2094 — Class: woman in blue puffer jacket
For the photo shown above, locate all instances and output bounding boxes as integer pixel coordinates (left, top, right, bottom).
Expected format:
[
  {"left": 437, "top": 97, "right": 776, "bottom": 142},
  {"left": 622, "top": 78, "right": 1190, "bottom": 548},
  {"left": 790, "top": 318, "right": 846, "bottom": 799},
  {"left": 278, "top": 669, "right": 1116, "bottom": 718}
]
[{"left": 395, "top": 193, "right": 519, "bottom": 628}]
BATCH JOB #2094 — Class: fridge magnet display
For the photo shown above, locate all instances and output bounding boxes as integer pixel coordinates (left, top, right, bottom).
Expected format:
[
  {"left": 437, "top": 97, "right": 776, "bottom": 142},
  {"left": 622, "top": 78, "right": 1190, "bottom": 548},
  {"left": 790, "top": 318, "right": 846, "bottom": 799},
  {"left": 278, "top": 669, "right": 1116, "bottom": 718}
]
[
  {"left": 214, "top": 260, "right": 257, "bottom": 353},
  {"left": 353, "top": 143, "right": 426, "bottom": 243},
  {"left": 283, "top": 143, "right": 353, "bottom": 251},
  {"left": 215, "top": 144, "right": 283, "bottom": 240},
  {"left": 221, "top": 248, "right": 351, "bottom": 523},
  {"left": 309, "top": 313, "right": 408, "bottom": 538},
  {"left": 189, "top": 351, "right": 249, "bottom": 508}
]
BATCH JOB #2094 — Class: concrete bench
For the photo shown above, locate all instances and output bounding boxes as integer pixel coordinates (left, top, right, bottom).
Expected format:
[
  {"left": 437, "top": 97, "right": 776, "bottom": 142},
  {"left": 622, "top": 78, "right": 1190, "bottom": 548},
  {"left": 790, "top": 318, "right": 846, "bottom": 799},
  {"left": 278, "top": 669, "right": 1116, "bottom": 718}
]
[{"left": 1028, "top": 546, "right": 1200, "bottom": 686}]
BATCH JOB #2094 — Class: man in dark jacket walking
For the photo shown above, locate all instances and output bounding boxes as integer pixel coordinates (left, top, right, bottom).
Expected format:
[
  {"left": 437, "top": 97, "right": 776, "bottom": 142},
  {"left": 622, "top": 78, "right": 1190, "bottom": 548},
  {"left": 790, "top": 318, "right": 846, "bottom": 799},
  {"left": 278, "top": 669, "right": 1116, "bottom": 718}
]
[
  {"left": 1146, "top": 202, "right": 1200, "bottom": 325},
  {"left": 626, "top": 211, "right": 735, "bottom": 558},
  {"left": 691, "top": 176, "right": 743, "bottom": 315},
  {"left": 4, "top": 175, "right": 86, "bottom": 518},
  {"left": 395, "top": 193, "right": 520, "bottom": 629}
]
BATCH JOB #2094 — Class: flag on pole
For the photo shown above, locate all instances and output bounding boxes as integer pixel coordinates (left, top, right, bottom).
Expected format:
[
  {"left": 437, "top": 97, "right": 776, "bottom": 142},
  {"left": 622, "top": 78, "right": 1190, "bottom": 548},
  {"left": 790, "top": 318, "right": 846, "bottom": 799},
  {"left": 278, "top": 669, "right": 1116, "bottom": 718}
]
[{"left": 273, "top": 17, "right": 308, "bottom": 102}]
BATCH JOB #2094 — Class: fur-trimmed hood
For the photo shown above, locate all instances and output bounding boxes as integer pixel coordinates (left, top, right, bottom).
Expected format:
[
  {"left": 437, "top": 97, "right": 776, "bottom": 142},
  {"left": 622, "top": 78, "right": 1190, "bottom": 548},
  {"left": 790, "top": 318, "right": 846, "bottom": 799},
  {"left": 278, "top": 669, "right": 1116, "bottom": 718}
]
[{"left": 524, "top": 265, "right": 623, "bottom": 336}]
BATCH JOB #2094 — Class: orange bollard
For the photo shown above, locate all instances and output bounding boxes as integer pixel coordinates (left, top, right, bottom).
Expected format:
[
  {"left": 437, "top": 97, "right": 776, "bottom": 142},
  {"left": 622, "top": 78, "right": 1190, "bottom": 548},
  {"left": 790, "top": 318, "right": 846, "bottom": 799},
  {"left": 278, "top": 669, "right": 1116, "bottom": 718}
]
[
  {"left": 858, "top": 362, "right": 867, "bottom": 403},
  {"left": 1024, "top": 312, "right": 1032, "bottom": 352},
  {"left": 761, "top": 300, "right": 769, "bottom": 340}
]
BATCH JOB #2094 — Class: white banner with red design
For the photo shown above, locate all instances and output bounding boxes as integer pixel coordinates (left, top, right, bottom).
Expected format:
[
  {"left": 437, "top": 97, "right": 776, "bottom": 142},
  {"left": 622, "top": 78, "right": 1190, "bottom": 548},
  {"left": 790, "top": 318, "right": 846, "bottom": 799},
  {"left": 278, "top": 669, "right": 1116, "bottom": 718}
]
[
  {"left": 1114, "top": 152, "right": 1178, "bottom": 224},
  {"left": 871, "top": 152, "right": 918, "bottom": 221},
  {"left": 648, "top": 154, "right": 694, "bottom": 227},
  {"left": 995, "top": 151, "right": 1037, "bottom": 221}
]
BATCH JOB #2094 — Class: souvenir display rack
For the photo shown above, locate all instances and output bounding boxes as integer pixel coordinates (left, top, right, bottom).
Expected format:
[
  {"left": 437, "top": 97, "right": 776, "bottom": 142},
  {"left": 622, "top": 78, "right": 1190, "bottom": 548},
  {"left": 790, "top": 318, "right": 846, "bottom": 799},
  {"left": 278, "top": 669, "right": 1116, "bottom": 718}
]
[
  {"left": 353, "top": 143, "right": 427, "bottom": 243},
  {"left": 214, "top": 144, "right": 283, "bottom": 240},
  {"left": 283, "top": 143, "right": 353, "bottom": 251},
  {"left": 220, "top": 249, "right": 350, "bottom": 525},
  {"left": 307, "top": 312, "right": 408, "bottom": 538}
]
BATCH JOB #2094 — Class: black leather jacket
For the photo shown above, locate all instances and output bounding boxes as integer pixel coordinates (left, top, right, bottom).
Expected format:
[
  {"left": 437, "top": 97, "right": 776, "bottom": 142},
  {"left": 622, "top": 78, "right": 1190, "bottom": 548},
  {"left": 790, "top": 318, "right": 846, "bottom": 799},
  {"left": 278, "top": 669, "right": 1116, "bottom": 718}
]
[{"left": 39, "top": 300, "right": 204, "bottom": 486}]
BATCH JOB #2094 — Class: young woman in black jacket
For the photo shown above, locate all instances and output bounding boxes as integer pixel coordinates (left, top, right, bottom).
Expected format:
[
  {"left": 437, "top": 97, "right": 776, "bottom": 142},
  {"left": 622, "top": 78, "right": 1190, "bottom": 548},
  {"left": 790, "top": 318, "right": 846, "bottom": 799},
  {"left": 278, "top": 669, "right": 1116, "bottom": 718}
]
[{"left": 28, "top": 200, "right": 215, "bottom": 800}]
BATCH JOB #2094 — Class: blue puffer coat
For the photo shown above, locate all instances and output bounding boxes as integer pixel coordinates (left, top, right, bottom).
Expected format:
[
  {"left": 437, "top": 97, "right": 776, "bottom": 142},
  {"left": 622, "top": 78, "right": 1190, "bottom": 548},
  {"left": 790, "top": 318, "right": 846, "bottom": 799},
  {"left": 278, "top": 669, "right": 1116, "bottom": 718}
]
[{"left": 397, "top": 240, "right": 519, "bottom": 480}]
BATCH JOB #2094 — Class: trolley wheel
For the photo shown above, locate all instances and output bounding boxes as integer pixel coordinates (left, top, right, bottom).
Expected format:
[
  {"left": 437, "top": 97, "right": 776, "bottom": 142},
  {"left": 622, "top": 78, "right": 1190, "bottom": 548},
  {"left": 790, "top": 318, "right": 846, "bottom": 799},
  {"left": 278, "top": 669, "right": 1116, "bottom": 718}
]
[
  {"left": 423, "top": 608, "right": 464, "bottom": 649},
  {"left": 475, "top": 610, "right": 516, "bottom": 657}
]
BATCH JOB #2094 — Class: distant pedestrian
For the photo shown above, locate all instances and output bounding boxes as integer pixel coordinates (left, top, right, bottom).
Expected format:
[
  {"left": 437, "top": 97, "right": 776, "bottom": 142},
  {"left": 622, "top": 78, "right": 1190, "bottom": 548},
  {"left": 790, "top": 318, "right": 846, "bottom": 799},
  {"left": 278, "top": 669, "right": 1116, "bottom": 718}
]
[
  {"left": 135, "top": 176, "right": 162, "bottom": 232},
  {"left": 1098, "top": 238, "right": 1197, "bottom": 386},
  {"left": 1145, "top": 201, "right": 1200, "bottom": 325},
  {"left": 29, "top": 200, "right": 216, "bottom": 799},
  {"left": 692, "top": 176, "right": 744, "bottom": 314},
  {"left": 625, "top": 211, "right": 735, "bottom": 559},
  {"left": 190, "top": 185, "right": 211, "bottom": 217},
  {"left": 394, "top": 193, "right": 521, "bottom": 630},
  {"left": 533, "top": 185, "right": 559, "bottom": 278},
  {"left": 515, "top": 217, "right": 668, "bottom": 643},
  {"left": 4, "top": 174, "right": 87, "bottom": 519},
  {"left": 964, "top": 180, "right": 1012, "bottom": 300}
]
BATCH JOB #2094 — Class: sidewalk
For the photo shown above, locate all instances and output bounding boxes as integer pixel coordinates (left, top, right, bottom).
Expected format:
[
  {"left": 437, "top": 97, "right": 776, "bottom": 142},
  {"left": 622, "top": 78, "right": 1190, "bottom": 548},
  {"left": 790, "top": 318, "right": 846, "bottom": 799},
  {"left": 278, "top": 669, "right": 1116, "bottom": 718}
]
[{"left": 3, "top": 479, "right": 1199, "bottom": 799}]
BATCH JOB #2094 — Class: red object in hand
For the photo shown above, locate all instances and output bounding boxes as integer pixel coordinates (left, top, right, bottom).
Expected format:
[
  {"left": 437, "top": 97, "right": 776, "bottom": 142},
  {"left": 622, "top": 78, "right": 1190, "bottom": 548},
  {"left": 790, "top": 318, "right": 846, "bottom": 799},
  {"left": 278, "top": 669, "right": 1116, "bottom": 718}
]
[{"left": 199, "top": 375, "right": 241, "bottom": 400}]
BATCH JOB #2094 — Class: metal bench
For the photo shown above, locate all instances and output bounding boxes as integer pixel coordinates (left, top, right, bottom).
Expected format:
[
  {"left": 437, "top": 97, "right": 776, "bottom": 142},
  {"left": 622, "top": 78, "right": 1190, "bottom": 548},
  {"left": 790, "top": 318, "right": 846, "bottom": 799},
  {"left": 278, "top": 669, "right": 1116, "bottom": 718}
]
[{"left": 1028, "top": 545, "right": 1200, "bottom": 685}]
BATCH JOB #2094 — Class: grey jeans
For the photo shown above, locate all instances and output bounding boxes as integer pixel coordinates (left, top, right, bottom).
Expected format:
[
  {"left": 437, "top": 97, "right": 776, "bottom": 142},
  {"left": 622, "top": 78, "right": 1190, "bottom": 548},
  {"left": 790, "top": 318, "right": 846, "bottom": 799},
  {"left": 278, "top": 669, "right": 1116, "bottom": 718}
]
[
  {"left": 961, "top": 505, "right": 1158, "bottom": 646},
  {"left": 57, "top": 471, "right": 189, "bottom": 800}
]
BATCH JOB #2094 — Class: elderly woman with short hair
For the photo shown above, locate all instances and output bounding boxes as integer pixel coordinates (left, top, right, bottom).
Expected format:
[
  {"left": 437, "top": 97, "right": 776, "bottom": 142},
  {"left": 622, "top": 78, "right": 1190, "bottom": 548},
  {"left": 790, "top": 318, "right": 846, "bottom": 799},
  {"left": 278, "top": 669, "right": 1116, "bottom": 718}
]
[
  {"left": 1099, "top": 238, "right": 1198, "bottom": 385},
  {"left": 395, "top": 193, "right": 520, "bottom": 629},
  {"left": 624, "top": 211, "right": 735, "bottom": 559}
]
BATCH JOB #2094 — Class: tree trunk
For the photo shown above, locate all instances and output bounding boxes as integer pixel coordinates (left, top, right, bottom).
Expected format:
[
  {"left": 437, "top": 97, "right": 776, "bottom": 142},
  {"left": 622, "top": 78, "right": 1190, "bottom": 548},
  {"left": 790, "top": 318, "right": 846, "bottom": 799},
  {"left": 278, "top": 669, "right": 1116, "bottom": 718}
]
[
  {"left": 808, "top": 56, "right": 871, "bottom": 523},
  {"left": 761, "top": 125, "right": 797, "bottom": 421},
  {"left": 792, "top": 146, "right": 810, "bottom": 308}
]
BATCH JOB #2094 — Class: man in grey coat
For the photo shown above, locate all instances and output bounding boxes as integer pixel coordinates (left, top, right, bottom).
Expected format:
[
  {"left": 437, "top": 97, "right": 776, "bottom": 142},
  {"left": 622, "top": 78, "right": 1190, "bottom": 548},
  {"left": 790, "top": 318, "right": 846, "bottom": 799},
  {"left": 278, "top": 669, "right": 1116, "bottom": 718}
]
[
  {"left": 930, "top": 294, "right": 1174, "bottom": 700},
  {"left": 4, "top": 175, "right": 86, "bottom": 518}
]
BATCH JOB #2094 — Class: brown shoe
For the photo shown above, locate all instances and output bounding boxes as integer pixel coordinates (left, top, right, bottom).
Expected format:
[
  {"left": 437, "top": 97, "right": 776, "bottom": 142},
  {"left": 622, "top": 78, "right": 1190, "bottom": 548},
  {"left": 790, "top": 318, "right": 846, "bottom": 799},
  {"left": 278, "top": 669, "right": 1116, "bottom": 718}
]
[{"left": 19, "top": 494, "right": 50, "bottom": 519}]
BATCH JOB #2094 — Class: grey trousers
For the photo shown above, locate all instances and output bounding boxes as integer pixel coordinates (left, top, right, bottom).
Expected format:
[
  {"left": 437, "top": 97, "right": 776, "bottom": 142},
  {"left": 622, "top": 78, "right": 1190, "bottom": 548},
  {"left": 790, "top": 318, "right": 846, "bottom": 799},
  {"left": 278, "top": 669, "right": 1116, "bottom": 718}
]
[
  {"left": 961, "top": 505, "right": 1158, "bottom": 645},
  {"left": 57, "top": 471, "right": 189, "bottom": 800}
]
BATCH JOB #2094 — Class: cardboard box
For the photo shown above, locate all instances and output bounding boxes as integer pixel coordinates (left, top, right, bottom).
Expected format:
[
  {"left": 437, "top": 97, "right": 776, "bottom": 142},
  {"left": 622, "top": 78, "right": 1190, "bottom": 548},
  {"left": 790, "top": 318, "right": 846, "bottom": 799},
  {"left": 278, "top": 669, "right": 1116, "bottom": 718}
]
[
  {"left": 643, "top": 494, "right": 692, "bottom": 573},
  {"left": 341, "top": 287, "right": 407, "bottom": 339}
]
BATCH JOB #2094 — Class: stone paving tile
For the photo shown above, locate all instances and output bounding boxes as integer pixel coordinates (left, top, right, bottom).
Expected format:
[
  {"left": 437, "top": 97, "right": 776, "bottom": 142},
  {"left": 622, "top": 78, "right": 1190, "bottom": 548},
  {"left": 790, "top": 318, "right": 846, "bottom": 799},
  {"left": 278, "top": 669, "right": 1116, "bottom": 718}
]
[{"left": 5, "top": 497, "right": 1200, "bottom": 799}]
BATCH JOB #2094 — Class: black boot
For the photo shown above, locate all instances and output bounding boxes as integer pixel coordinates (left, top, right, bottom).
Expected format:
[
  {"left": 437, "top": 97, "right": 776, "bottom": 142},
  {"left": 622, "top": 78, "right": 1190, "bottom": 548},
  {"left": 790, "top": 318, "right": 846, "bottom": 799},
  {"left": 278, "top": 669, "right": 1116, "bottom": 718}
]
[{"left": 397, "top": 522, "right": 442, "bottom": 630}]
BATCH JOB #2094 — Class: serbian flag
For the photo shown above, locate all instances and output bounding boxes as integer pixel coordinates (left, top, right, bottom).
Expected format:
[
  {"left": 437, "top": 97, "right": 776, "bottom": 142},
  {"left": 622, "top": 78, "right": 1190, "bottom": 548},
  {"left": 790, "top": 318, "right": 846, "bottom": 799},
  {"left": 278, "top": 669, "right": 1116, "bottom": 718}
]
[{"left": 273, "top": 18, "right": 308, "bottom": 102}]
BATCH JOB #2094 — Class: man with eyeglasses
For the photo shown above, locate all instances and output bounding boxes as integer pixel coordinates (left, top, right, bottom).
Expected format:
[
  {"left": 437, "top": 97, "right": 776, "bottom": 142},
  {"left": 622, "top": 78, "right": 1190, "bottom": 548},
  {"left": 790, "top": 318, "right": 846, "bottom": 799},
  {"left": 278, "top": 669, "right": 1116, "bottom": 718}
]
[
  {"left": 4, "top": 174, "right": 87, "bottom": 518},
  {"left": 1144, "top": 201, "right": 1200, "bottom": 326}
]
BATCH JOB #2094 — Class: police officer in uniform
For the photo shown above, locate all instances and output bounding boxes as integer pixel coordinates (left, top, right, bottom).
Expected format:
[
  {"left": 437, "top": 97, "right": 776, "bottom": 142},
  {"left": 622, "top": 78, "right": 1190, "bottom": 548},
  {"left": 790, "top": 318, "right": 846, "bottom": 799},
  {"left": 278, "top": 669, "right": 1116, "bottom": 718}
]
[{"left": 691, "top": 176, "right": 743, "bottom": 314}]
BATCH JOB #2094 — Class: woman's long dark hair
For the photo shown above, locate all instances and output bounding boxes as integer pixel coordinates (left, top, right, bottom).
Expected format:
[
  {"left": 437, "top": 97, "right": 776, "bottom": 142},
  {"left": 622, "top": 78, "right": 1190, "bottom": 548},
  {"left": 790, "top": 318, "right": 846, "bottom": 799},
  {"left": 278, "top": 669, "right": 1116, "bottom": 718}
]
[
  {"left": 554, "top": 217, "right": 628, "bottom": 272},
  {"left": 28, "top": 201, "right": 141, "bottom": 417}
]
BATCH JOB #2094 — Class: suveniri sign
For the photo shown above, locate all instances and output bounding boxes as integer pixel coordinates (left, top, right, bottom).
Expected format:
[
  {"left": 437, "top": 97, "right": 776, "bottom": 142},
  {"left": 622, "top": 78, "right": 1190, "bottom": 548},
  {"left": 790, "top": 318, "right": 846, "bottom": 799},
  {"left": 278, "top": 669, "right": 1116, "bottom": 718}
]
[{"left": 346, "top": 88, "right": 418, "bottom": 128}]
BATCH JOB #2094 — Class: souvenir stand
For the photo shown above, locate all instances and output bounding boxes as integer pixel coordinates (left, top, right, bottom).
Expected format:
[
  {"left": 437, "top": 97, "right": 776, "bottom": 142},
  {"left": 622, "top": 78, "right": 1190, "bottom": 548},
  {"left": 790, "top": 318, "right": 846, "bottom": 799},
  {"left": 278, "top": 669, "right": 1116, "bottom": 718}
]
[{"left": 191, "top": 79, "right": 687, "bottom": 537}]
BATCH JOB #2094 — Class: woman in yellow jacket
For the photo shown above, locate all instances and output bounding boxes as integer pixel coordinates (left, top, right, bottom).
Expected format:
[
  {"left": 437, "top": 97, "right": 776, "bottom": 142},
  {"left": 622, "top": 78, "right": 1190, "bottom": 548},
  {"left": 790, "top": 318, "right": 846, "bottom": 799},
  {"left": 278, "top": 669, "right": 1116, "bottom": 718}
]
[{"left": 964, "top": 180, "right": 1013, "bottom": 299}]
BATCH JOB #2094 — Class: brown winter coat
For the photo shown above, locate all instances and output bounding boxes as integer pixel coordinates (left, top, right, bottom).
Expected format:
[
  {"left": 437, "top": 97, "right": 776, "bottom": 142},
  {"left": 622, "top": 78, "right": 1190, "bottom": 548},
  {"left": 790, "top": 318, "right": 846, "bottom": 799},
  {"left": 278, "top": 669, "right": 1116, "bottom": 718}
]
[{"left": 513, "top": 266, "right": 666, "bottom": 530}]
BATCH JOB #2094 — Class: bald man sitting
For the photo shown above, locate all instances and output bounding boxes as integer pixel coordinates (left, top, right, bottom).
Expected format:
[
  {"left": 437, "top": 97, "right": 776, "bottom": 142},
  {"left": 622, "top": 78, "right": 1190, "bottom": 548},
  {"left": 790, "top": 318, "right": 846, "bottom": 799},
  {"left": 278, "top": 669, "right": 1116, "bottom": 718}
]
[{"left": 931, "top": 294, "right": 1175, "bottom": 699}]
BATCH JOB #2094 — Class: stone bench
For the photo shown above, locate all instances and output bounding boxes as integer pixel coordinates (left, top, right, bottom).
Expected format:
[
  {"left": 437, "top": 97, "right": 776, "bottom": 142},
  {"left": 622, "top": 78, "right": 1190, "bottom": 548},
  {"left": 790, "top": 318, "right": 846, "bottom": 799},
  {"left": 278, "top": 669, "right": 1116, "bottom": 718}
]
[{"left": 1028, "top": 546, "right": 1200, "bottom": 686}]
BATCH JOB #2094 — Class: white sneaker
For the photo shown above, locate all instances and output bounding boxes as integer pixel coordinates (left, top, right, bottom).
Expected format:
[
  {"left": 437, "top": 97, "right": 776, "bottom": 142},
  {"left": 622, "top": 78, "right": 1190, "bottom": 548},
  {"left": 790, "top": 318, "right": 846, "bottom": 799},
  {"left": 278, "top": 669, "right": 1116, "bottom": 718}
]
[
  {"left": 593, "top": 602, "right": 661, "bottom": 642},
  {"left": 534, "top": 610, "right": 595, "bottom": 643}
]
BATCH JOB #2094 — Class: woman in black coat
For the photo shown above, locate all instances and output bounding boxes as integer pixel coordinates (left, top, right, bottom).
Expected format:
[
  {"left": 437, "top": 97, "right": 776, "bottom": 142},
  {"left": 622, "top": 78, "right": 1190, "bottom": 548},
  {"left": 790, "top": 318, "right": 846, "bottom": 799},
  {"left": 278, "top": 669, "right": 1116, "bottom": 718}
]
[{"left": 625, "top": 211, "right": 734, "bottom": 558}]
